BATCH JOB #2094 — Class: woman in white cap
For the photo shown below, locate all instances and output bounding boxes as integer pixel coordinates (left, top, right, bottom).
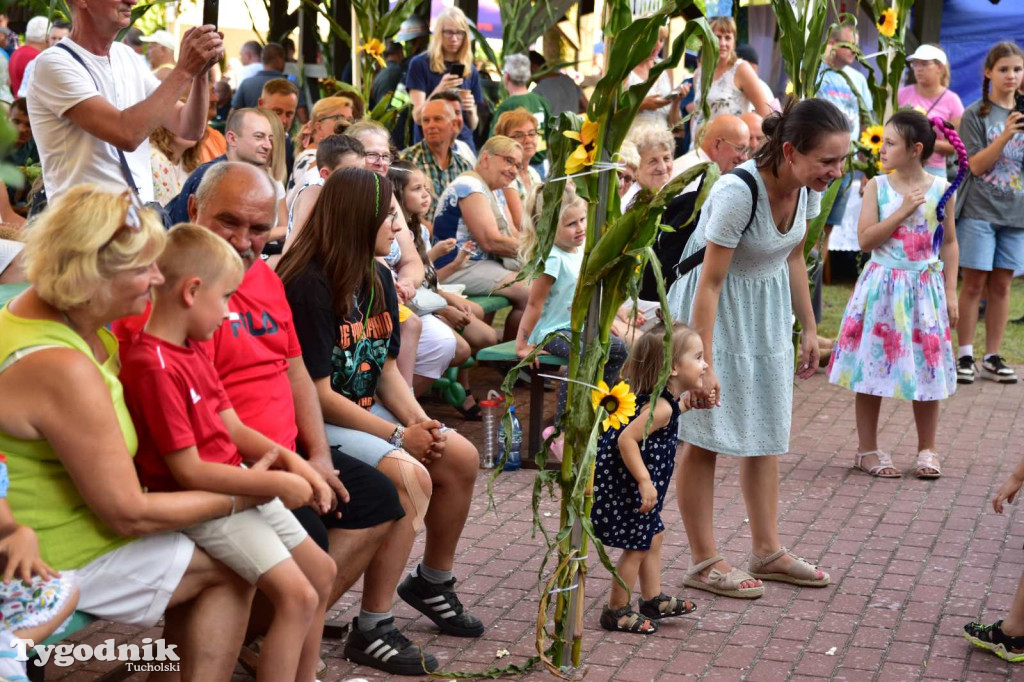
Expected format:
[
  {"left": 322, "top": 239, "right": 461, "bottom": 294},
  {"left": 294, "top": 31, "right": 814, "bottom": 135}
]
[{"left": 898, "top": 44, "right": 964, "bottom": 178}]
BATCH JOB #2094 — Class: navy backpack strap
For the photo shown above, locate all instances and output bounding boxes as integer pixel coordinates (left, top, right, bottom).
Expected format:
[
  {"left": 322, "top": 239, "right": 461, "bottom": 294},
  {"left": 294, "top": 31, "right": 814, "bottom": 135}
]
[
  {"left": 670, "top": 167, "right": 760, "bottom": 281},
  {"left": 53, "top": 43, "right": 142, "bottom": 196}
]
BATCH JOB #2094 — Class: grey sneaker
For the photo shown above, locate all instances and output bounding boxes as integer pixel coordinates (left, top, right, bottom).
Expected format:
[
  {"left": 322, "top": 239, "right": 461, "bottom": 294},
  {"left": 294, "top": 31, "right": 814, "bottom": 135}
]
[
  {"left": 981, "top": 355, "right": 1018, "bottom": 384},
  {"left": 957, "top": 356, "right": 977, "bottom": 385}
]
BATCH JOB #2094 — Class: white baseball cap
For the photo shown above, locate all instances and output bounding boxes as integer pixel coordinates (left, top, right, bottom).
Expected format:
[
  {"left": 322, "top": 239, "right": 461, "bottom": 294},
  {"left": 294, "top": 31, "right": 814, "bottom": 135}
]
[
  {"left": 907, "top": 44, "right": 947, "bottom": 66},
  {"left": 140, "top": 30, "right": 177, "bottom": 53}
]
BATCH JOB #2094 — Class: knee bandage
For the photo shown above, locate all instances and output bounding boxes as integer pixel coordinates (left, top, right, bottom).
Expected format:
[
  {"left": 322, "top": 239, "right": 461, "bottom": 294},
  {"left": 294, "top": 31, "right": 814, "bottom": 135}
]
[{"left": 384, "top": 450, "right": 432, "bottom": 531}]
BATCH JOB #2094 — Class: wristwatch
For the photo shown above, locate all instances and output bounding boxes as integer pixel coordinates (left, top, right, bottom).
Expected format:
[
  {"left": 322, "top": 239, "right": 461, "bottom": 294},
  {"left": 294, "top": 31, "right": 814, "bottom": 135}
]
[{"left": 388, "top": 425, "right": 406, "bottom": 449}]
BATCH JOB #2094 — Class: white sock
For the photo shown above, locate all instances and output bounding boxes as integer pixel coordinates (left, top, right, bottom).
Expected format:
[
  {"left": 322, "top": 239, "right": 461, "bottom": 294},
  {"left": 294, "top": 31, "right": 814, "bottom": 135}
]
[{"left": 958, "top": 345, "right": 973, "bottom": 359}]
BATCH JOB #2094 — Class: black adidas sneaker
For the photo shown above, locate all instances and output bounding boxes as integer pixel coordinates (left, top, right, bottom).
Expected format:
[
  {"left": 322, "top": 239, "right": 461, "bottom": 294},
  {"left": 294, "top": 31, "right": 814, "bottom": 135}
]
[
  {"left": 343, "top": 617, "right": 438, "bottom": 675},
  {"left": 397, "top": 573, "right": 484, "bottom": 637}
]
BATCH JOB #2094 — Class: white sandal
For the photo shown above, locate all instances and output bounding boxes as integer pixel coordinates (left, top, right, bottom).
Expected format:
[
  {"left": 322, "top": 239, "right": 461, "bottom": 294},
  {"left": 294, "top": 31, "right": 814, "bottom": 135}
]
[
  {"left": 853, "top": 450, "right": 901, "bottom": 478},
  {"left": 915, "top": 449, "right": 941, "bottom": 479}
]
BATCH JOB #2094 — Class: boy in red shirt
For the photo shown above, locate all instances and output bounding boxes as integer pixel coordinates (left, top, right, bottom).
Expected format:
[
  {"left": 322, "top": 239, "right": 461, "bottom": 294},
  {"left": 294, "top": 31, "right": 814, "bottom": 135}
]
[{"left": 120, "top": 224, "right": 336, "bottom": 682}]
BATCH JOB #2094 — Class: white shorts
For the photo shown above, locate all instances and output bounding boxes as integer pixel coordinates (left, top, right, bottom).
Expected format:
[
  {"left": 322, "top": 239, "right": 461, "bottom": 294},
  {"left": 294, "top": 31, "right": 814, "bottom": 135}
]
[
  {"left": 184, "top": 498, "right": 308, "bottom": 585},
  {"left": 415, "top": 313, "right": 457, "bottom": 380},
  {"left": 75, "top": 533, "right": 195, "bottom": 627}
]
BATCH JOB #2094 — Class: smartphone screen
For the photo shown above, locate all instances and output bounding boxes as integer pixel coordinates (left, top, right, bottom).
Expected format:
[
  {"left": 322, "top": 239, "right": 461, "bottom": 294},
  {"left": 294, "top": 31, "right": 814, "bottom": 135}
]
[{"left": 448, "top": 63, "right": 465, "bottom": 78}]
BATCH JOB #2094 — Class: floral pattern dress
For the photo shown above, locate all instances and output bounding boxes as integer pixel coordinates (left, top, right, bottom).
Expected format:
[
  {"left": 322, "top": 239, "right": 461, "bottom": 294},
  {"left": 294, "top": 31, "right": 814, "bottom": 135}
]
[{"left": 828, "top": 174, "right": 956, "bottom": 401}]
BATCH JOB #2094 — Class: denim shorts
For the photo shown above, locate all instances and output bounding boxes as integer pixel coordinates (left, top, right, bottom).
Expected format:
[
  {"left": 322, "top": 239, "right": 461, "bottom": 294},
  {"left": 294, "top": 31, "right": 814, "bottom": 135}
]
[
  {"left": 826, "top": 173, "right": 854, "bottom": 225},
  {"left": 324, "top": 403, "right": 452, "bottom": 468},
  {"left": 956, "top": 217, "right": 1024, "bottom": 272}
]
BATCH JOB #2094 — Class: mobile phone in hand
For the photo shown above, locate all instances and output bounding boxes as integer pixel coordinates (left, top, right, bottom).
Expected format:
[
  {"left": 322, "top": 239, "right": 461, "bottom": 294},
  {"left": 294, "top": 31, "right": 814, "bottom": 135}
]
[
  {"left": 1015, "top": 93, "right": 1024, "bottom": 115},
  {"left": 448, "top": 63, "right": 465, "bottom": 78},
  {"left": 203, "top": 0, "right": 219, "bottom": 29}
]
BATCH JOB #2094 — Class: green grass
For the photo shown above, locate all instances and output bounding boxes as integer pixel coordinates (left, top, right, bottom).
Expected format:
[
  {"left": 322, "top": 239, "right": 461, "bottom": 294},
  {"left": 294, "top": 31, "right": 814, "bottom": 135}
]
[{"left": 820, "top": 279, "right": 1024, "bottom": 365}]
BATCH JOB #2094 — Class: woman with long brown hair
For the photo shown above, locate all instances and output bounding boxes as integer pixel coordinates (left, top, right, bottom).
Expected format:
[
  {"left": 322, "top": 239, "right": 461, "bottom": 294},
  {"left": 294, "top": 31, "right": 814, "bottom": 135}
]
[{"left": 278, "top": 167, "right": 482, "bottom": 675}]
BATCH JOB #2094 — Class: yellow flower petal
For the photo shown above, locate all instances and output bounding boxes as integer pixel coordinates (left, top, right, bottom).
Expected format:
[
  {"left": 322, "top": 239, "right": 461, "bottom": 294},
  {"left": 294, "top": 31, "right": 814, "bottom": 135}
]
[
  {"left": 592, "top": 380, "right": 637, "bottom": 432},
  {"left": 877, "top": 9, "right": 897, "bottom": 38}
]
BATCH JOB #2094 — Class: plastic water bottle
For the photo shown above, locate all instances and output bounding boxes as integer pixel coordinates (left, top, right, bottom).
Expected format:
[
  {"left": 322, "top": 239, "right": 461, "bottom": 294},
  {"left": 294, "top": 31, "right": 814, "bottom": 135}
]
[
  {"left": 479, "top": 395, "right": 502, "bottom": 469},
  {"left": 500, "top": 406, "right": 523, "bottom": 471}
]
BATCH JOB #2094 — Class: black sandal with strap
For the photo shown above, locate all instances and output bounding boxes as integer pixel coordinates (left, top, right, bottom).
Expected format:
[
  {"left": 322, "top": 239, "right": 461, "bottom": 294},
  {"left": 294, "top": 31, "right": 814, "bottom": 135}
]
[
  {"left": 964, "top": 620, "right": 1024, "bottom": 663},
  {"left": 599, "top": 604, "right": 658, "bottom": 634},
  {"left": 638, "top": 593, "right": 697, "bottom": 620}
]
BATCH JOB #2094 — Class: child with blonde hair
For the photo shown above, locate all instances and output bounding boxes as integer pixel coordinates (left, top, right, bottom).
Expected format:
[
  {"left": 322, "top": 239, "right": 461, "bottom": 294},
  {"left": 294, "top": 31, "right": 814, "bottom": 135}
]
[
  {"left": 120, "top": 224, "right": 337, "bottom": 682},
  {"left": 592, "top": 323, "right": 706, "bottom": 633}
]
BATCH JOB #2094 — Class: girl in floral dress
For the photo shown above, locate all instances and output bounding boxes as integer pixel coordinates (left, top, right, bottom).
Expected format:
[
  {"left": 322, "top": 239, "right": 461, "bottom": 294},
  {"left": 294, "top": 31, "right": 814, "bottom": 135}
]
[{"left": 828, "top": 110, "right": 968, "bottom": 479}]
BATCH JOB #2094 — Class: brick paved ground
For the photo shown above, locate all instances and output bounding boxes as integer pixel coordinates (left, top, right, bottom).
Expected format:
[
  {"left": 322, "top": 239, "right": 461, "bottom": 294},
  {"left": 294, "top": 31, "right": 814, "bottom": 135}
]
[{"left": 43, "top": 366, "right": 1024, "bottom": 681}]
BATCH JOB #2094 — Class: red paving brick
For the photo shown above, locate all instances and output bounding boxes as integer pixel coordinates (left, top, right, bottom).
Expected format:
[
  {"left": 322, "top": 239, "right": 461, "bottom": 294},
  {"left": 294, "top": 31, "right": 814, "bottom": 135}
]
[{"left": 40, "top": 368, "right": 1024, "bottom": 680}]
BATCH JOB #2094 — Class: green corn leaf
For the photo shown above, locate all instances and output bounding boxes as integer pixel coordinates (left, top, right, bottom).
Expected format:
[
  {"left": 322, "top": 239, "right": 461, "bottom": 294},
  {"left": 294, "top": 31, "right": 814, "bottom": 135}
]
[
  {"left": 299, "top": 0, "right": 352, "bottom": 47},
  {"left": 379, "top": 0, "right": 424, "bottom": 40},
  {"left": 804, "top": 174, "right": 844, "bottom": 262}
]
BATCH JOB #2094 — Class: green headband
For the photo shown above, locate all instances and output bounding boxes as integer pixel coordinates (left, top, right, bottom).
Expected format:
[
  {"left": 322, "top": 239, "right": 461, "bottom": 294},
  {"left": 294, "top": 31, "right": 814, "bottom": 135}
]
[{"left": 373, "top": 173, "right": 380, "bottom": 216}]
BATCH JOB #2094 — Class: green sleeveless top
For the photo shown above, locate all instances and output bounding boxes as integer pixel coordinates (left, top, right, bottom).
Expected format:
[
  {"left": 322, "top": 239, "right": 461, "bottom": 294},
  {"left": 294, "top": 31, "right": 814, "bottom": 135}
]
[{"left": 0, "top": 302, "right": 138, "bottom": 570}]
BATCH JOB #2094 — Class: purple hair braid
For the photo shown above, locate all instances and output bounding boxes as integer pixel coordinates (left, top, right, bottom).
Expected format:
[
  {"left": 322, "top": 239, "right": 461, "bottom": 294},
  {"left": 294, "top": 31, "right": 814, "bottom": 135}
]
[{"left": 930, "top": 117, "right": 969, "bottom": 253}]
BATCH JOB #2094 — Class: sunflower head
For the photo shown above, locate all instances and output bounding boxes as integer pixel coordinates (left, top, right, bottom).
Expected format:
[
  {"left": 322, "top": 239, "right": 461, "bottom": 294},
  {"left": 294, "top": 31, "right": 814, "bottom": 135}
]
[
  {"left": 877, "top": 9, "right": 897, "bottom": 38},
  {"left": 564, "top": 116, "right": 600, "bottom": 174},
  {"left": 591, "top": 380, "right": 638, "bottom": 431},
  {"left": 860, "top": 124, "right": 884, "bottom": 154}
]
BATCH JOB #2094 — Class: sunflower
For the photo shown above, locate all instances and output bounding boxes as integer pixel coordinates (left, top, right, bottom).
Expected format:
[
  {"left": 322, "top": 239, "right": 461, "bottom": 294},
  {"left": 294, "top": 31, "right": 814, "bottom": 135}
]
[
  {"left": 358, "top": 38, "right": 387, "bottom": 69},
  {"left": 591, "top": 380, "right": 637, "bottom": 431},
  {"left": 860, "top": 124, "right": 884, "bottom": 155},
  {"left": 876, "top": 9, "right": 897, "bottom": 38},
  {"left": 564, "top": 115, "right": 600, "bottom": 175}
]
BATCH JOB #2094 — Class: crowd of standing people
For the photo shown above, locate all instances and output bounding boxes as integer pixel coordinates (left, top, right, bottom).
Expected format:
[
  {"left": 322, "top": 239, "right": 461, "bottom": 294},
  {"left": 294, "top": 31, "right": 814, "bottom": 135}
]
[{"left": 0, "top": 4, "right": 1022, "bottom": 678}]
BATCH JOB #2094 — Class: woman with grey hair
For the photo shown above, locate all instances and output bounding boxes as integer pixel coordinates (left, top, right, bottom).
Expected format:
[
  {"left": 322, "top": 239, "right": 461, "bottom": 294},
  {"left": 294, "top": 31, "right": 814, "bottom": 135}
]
[{"left": 490, "top": 53, "right": 550, "bottom": 171}]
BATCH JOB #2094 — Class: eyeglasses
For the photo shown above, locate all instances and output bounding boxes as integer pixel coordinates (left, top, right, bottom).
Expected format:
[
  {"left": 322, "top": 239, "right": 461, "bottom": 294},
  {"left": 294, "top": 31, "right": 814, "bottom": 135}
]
[
  {"left": 718, "top": 138, "right": 751, "bottom": 156},
  {"left": 366, "top": 151, "right": 393, "bottom": 164},
  {"left": 498, "top": 154, "right": 523, "bottom": 171},
  {"left": 317, "top": 113, "right": 350, "bottom": 125},
  {"left": 618, "top": 172, "right": 635, "bottom": 185},
  {"left": 441, "top": 29, "right": 466, "bottom": 39},
  {"left": 101, "top": 191, "right": 144, "bottom": 251},
  {"left": 509, "top": 130, "right": 538, "bottom": 141}
]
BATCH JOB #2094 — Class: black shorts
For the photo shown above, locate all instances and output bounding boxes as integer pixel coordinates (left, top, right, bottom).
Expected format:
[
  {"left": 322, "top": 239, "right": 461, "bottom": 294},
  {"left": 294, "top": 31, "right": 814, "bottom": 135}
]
[{"left": 292, "top": 447, "right": 405, "bottom": 551}]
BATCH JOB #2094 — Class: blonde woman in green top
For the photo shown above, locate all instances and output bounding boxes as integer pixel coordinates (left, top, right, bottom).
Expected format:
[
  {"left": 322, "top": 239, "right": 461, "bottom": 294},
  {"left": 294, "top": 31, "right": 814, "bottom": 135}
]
[{"left": 0, "top": 186, "right": 266, "bottom": 678}]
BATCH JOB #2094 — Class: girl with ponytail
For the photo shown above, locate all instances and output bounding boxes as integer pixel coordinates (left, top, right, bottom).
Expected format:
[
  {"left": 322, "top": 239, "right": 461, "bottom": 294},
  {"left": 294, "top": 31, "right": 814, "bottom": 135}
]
[
  {"left": 954, "top": 41, "right": 1024, "bottom": 386},
  {"left": 828, "top": 110, "right": 965, "bottom": 480}
]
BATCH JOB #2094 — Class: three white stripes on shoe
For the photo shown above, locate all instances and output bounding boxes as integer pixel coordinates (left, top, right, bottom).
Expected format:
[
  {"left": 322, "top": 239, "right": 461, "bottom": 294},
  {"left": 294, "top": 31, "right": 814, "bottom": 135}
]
[
  {"left": 364, "top": 638, "right": 401, "bottom": 663},
  {"left": 423, "top": 594, "right": 457, "bottom": 619}
]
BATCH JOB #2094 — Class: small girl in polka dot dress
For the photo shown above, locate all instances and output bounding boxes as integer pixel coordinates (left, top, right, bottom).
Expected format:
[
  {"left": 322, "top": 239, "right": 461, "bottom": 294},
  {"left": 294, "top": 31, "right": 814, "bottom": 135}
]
[{"left": 591, "top": 323, "right": 706, "bottom": 634}]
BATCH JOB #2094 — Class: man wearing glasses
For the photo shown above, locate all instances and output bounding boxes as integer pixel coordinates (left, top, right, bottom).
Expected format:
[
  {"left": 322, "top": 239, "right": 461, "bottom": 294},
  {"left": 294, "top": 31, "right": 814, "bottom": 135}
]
[
  {"left": 671, "top": 113, "right": 751, "bottom": 191},
  {"left": 399, "top": 99, "right": 472, "bottom": 198}
]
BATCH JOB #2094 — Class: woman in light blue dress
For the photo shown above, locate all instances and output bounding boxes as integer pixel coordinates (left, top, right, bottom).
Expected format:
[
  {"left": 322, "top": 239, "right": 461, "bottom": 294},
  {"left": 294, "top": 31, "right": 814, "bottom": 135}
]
[{"left": 667, "top": 99, "right": 850, "bottom": 599}]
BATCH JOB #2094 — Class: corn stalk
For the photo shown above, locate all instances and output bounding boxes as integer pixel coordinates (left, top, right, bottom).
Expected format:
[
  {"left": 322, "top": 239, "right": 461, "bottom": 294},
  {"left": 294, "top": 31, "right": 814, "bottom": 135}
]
[{"left": 490, "top": 2, "right": 716, "bottom": 673}]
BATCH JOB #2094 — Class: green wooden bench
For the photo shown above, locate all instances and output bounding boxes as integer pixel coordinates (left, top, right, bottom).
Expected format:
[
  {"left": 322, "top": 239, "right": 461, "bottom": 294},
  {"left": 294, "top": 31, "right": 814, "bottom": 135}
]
[
  {"left": 475, "top": 341, "right": 567, "bottom": 467},
  {"left": 465, "top": 295, "right": 510, "bottom": 315}
]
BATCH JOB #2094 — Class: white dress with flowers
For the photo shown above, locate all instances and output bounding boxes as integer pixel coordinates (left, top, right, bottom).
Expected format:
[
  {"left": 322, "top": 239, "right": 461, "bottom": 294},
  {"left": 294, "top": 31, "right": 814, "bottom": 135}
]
[{"left": 827, "top": 174, "right": 956, "bottom": 401}]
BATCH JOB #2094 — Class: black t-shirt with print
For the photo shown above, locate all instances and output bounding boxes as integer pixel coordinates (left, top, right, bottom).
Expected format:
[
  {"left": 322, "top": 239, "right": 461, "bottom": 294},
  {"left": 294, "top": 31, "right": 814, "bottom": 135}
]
[{"left": 286, "top": 260, "right": 401, "bottom": 409}]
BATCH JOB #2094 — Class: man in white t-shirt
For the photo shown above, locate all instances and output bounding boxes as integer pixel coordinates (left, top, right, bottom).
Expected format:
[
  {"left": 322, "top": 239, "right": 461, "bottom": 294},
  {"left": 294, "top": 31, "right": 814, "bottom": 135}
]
[{"left": 27, "top": 1, "right": 222, "bottom": 203}]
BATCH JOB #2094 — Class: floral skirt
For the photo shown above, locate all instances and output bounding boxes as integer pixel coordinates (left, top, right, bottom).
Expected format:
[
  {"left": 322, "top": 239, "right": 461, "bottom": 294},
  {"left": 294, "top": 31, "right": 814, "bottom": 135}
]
[{"left": 828, "top": 259, "right": 956, "bottom": 401}]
